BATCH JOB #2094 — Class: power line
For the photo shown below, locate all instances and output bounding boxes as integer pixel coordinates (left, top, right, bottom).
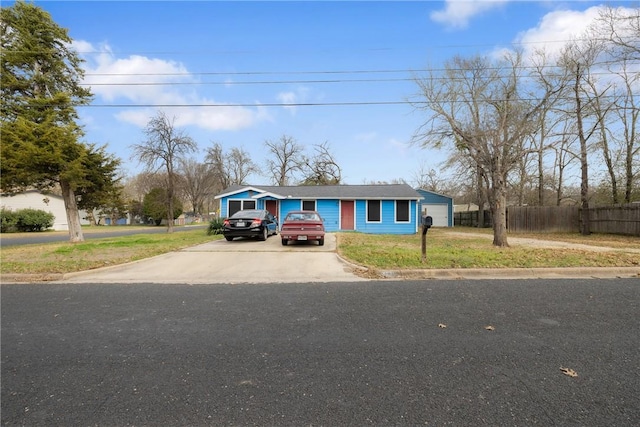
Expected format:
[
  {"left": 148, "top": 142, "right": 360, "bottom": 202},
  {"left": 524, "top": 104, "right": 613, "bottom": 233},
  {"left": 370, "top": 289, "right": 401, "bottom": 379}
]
[{"left": 77, "top": 101, "right": 412, "bottom": 108}]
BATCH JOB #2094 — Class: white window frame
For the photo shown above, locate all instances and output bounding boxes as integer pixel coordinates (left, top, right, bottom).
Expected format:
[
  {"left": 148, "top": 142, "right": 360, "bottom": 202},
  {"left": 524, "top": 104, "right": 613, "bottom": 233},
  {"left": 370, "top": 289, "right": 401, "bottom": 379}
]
[
  {"left": 227, "top": 199, "right": 256, "bottom": 216},
  {"left": 366, "top": 200, "right": 382, "bottom": 223},
  {"left": 301, "top": 200, "right": 317, "bottom": 211},
  {"left": 395, "top": 200, "right": 410, "bottom": 223}
]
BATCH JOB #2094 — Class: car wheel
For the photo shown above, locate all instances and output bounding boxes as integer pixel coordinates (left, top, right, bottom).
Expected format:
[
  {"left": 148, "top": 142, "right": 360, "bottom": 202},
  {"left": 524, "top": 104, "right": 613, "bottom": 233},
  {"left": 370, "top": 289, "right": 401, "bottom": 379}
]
[
  {"left": 318, "top": 237, "right": 324, "bottom": 246},
  {"left": 259, "top": 227, "right": 268, "bottom": 241},
  {"left": 281, "top": 239, "right": 288, "bottom": 246},
  {"left": 225, "top": 236, "right": 234, "bottom": 241}
]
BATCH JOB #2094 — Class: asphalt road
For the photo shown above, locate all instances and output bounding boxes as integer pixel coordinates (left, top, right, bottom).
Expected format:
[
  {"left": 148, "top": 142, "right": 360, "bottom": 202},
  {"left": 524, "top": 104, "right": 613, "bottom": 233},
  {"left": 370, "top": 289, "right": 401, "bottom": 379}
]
[
  {"left": 2, "top": 279, "right": 639, "bottom": 426},
  {"left": 0, "top": 225, "right": 207, "bottom": 247}
]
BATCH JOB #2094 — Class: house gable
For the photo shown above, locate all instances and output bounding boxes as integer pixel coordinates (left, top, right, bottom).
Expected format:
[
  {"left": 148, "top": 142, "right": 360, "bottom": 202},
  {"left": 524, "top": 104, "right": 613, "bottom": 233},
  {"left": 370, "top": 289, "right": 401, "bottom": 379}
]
[{"left": 416, "top": 188, "right": 454, "bottom": 227}]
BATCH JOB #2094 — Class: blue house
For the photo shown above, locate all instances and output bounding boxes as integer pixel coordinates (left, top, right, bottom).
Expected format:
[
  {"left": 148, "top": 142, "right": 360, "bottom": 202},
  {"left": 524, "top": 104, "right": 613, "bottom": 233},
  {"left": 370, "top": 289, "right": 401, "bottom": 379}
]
[
  {"left": 416, "top": 188, "right": 454, "bottom": 227},
  {"left": 214, "top": 184, "right": 423, "bottom": 234}
]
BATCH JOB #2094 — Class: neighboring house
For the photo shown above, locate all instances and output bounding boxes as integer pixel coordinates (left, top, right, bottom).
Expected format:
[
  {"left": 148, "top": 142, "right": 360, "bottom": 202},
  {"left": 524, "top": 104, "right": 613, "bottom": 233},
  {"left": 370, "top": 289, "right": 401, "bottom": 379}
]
[
  {"left": 454, "top": 203, "right": 479, "bottom": 212},
  {"left": 0, "top": 190, "right": 89, "bottom": 231},
  {"left": 416, "top": 189, "right": 454, "bottom": 227},
  {"left": 215, "top": 184, "right": 423, "bottom": 234}
]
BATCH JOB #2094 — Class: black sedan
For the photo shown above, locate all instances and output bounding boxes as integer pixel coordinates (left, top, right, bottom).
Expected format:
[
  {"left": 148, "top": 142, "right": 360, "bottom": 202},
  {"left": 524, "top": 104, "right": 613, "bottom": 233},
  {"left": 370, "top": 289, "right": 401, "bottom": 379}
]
[{"left": 222, "top": 209, "right": 278, "bottom": 241}]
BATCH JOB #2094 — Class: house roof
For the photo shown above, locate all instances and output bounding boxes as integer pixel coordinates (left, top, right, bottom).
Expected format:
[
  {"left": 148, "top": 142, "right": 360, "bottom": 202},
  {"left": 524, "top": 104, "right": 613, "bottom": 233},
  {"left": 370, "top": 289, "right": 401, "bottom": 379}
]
[{"left": 215, "top": 184, "right": 422, "bottom": 200}]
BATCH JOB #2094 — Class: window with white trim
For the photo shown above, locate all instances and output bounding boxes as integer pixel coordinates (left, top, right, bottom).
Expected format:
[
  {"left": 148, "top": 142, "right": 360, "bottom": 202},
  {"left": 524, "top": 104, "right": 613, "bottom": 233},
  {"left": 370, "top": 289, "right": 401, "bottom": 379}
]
[
  {"left": 228, "top": 199, "right": 256, "bottom": 216},
  {"left": 302, "top": 200, "right": 316, "bottom": 211},
  {"left": 396, "top": 200, "right": 410, "bottom": 222},
  {"left": 366, "top": 200, "right": 381, "bottom": 222}
]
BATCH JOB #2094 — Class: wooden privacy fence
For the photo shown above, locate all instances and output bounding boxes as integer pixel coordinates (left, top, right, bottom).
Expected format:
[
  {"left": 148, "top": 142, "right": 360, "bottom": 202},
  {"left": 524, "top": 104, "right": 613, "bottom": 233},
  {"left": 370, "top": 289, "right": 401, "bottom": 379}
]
[
  {"left": 507, "top": 206, "right": 579, "bottom": 233},
  {"left": 453, "top": 210, "right": 493, "bottom": 228},
  {"left": 507, "top": 204, "right": 640, "bottom": 236},
  {"left": 588, "top": 204, "right": 640, "bottom": 236},
  {"left": 454, "top": 204, "right": 640, "bottom": 236}
]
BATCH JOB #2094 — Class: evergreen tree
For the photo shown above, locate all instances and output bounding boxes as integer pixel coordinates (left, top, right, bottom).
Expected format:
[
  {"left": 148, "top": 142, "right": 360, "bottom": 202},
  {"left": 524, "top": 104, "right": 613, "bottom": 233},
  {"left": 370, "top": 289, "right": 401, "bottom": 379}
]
[{"left": 1, "top": 1, "right": 119, "bottom": 242}]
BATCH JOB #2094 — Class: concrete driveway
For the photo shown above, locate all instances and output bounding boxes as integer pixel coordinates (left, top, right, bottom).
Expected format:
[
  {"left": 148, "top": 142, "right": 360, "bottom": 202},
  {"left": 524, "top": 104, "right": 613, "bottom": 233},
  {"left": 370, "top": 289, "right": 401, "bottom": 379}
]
[{"left": 63, "top": 233, "right": 367, "bottom": 284}]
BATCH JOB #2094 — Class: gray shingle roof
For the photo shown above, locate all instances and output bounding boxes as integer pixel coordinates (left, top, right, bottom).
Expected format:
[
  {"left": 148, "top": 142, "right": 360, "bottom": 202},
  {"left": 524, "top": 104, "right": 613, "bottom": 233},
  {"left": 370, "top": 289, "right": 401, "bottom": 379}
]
[{"left": 217, "top": 184, "right": 422, "bottom": 200}]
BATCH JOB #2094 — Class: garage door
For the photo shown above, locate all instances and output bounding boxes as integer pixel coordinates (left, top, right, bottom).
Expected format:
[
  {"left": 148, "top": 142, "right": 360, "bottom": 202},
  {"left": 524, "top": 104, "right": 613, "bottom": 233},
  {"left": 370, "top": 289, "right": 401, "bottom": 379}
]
[{"left": 421, "top": 204, "right": 449, "bottom": 227}]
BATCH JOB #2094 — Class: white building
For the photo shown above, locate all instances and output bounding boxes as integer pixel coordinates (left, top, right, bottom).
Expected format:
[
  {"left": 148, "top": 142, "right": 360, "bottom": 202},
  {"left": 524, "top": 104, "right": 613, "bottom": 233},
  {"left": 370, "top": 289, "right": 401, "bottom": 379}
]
[{"left": 0, "top": 190, "right": 89, "bottom": 231}]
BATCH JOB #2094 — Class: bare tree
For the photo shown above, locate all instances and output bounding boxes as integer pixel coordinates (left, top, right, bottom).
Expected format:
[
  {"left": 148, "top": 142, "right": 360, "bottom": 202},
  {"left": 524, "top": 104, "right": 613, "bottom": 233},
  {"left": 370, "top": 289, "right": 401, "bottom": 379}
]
[
  {"left": 265, "top": 135, "right": 305, "bottom": 185},
  {"left": 611, "top": 60, "right": 640, "bottom": 203},
  {"left": 595, "top": 6, "right": 640, "bottom": 61},
  {"left": 558, "top": 36, "right": 606, "bottom": 235},
  {"left": 178, "top": 157, "right": 218, "bottom": 216},
  {"left": 130, "top": 111, "right": 197, "bottom": 233},
  {"left": 205, "top": 142, "right": 260, "bottom": 189},
  {"left": 412, "top": 162, "right": 449, "bottom": 193},
  {"left": 412, "top": 51, "right": 560, "bottom": 246},
  {"left": 300, "top": 142, "right": 342, "bottom": 185},
  {"left": 590, "top": 8, "right": 640, "bottom": 203}
]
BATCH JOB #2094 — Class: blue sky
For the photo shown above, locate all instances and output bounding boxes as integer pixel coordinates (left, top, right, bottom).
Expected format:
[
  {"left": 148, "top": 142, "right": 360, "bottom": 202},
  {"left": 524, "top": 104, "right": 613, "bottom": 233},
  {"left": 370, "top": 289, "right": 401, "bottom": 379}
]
[{"left": 24, "top": 0, "right": 635, "bottom": 185}]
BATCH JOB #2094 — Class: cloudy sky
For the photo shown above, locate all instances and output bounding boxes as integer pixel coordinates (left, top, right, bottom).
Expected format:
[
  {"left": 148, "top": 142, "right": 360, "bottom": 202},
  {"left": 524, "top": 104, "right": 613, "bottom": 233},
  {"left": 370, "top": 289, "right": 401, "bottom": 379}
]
[{"left": 21, "top": 0, "right": 635, "bottom": 185}]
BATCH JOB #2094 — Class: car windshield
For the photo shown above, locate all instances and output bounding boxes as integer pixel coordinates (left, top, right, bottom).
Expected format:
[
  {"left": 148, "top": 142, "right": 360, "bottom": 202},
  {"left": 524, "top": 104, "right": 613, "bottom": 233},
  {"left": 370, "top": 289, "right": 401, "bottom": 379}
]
[
  {"left": 285, "top": 212, "right": 321, "bottom": 221},
  {"left": 231, "top": 210, "right": 262, "bottom": 218}
]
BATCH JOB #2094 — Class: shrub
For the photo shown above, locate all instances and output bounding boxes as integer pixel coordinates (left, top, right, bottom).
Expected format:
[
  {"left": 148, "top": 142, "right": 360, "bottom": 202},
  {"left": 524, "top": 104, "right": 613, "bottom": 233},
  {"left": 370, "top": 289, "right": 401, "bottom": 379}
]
[
  {"left": 143, "top": 188, "right": 183, "bottom": 226},
  {"left": 207, "top": 218, "right": 225, "bottom": 235},
  {"left": 15, "top": 208, "right": 55, "bottom": 232},
  {"left": 0, "top": 208, "right": 18, "bottom": 233}
]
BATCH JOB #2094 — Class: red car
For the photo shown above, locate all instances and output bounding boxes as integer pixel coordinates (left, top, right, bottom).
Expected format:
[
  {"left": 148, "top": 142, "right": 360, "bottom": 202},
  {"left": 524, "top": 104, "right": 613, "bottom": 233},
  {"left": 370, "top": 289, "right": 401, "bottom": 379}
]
[{"left": 280, "top": 210, "right": 325, "bottom": 246}]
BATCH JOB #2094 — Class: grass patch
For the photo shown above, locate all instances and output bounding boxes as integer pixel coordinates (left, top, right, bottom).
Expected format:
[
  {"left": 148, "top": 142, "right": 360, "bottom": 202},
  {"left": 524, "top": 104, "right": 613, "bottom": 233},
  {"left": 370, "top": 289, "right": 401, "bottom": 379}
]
[
  {"left": 2, "top": 227, "right": 638, "bottom": 276},
  {"left": 1, "top": 229, "right": 220, "bottom": 274},
  {"left": 337, "top": 229, "right": 640, "bottom": 269}
]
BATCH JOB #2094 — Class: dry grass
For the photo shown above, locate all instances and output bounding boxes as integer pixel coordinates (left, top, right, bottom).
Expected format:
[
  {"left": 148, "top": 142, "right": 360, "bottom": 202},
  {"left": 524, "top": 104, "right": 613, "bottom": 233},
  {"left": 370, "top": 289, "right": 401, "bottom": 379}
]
[
  {"left": 1, "top": 229, "right": 219, "bottom": 274},
  {"left": 1, "top": 227, "right": 638, "bottom": 276},
  {"left": 337, "top": 229, "right": 640, "bottom": 270}
]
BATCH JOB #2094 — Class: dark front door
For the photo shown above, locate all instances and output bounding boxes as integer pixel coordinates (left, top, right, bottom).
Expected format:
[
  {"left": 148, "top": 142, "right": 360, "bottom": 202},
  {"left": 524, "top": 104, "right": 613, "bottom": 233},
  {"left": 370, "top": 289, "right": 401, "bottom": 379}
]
[
  {"left": 265, "top": 200, "right": 278, "bottom": 218},
  {"left": 341, "top": 200, "right": 354, "bottom": 230}
]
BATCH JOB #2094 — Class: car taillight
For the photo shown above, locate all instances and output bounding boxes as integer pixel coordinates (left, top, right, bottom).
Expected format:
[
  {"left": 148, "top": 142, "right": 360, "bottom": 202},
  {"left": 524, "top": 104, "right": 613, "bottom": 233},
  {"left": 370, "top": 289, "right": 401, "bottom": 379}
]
[
  {"left": 251, "top": 219, "right": 261, "bottom": 227},
  {"left": 223, "top": 219, "right": 230, "bottom": 226}
]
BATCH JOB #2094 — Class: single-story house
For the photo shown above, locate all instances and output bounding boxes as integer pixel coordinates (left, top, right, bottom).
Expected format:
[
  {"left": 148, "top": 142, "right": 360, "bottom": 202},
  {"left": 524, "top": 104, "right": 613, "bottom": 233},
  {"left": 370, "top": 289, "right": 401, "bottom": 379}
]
[
  {"left": 0, "top": 190, "right": 90, "bottom": 231},
  {"left": 416, "top": 188, "right": 454, "bottom": 227},
  {"left": 215, "top": 184, "right": 424, "bottom": 234}
]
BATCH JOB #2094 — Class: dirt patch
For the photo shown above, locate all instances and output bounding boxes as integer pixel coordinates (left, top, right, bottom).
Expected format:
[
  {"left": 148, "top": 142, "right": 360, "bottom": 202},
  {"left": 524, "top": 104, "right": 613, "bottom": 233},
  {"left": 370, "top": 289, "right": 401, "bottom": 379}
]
[{"left": 444, "top": 231, "right": 640, "bottom": 254}]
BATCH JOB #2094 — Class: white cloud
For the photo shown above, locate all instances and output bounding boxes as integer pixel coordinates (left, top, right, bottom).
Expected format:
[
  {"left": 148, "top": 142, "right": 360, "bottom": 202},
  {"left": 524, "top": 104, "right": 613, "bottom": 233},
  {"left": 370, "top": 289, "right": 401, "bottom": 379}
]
[
  {"left": 430, "top": 0, "right": 509, "bottom": 29},
  {"left": 277, "top": 91, "right": 299, "bottom": 114},
  {"left": 276, "top": 86, "right": 311, "bottom": 115},
  {"left": 73, "top": 41, "right": 264, "bottom": 131},
  {"left": 514, "top": 6, "right": 602, "bottom": 61},
  {"left": 387, "top": 138, "right": 409, "bottom": 155}
]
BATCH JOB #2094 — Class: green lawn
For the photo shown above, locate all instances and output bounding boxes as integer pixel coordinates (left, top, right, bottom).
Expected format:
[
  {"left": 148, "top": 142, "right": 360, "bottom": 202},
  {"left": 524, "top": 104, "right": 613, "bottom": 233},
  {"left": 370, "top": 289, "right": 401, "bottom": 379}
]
[
  {"left": 1, "top": 227, "right": 638, "bottom": 276},
  {"left": 336, "top": 229, "right": 640, "bottom": 270}
]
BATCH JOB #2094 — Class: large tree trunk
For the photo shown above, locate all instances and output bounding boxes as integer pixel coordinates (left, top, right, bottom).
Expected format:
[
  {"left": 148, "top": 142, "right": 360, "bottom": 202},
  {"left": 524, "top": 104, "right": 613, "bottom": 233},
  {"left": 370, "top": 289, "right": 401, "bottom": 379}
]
[
  {"left": 490, "top": 170, "right": 509, "bottom": 247},
  {"left": 166, "top": 188, "right": 175, "bottom": 233},
  {"left": 60, "top": 179, "right": 85, "bottom": 243}
]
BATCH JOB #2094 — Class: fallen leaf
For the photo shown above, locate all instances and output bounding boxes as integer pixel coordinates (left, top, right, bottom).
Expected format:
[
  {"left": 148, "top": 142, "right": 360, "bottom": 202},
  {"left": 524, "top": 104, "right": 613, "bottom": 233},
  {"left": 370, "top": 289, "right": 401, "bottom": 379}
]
[
  {"left": 560, "top": 367, "right": 578, "bottom": 377},
  {"left": 484, "top": 325, "right": 495, "bottom": 331},
  {"left": 438, "top": 323, "right": 447, "bottom": 329}
]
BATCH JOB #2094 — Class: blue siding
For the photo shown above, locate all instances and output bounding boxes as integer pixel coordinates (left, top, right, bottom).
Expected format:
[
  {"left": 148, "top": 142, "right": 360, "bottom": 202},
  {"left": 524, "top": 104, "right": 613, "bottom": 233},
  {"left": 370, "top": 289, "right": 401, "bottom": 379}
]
[
  {"left": 220, "top": 191, "right": 265, "bottom": 217},
  {"left": 416, "top": 189, "right": 454, "bottom": 227},
  {"left": 219, "top": 190, "right": 420, "bottom": 234},
  {"left": 276, "top": 199, "right": 339, "bottom": 231},
  {"left": 354, "top": 200, "right": 417, "bottom": 234},
  {"left": 317, "top": 199, "right": 339, "bottom": 232}
]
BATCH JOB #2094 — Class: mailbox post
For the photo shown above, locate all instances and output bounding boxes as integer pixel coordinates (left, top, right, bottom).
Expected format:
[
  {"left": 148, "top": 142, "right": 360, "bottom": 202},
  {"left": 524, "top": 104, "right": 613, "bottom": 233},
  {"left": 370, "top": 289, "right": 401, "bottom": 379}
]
[{"left": 421, "top": 216, "right": 432, "bottom": 263}]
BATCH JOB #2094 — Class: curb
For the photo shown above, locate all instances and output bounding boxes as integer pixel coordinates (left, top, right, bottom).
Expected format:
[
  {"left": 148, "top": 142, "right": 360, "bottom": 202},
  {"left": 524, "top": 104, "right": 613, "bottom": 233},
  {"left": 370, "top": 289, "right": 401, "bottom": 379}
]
[
  {"left": 2, "top": 266, "right": 639, "bottom": 284},
  {"left": 380, "top": 267, "right": 640, "bottom": 280}
]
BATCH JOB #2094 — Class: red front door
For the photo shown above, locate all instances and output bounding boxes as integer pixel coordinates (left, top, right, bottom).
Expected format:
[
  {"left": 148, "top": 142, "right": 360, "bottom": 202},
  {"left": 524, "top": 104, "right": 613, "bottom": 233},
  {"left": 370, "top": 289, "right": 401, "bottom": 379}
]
[
  {"left": 265, "top": 200, "right": 278, "bottom": 217},
  {"left": 341, "top": 200, "right": 354, "bottom": 230}
]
